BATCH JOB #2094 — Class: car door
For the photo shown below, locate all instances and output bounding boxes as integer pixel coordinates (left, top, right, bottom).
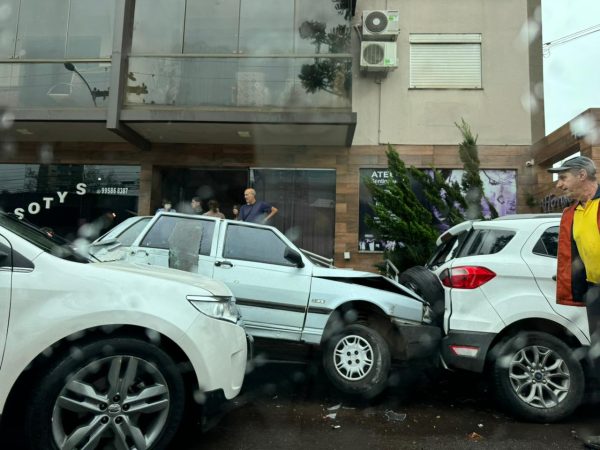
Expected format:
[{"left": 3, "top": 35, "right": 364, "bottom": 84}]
[
  {"left": 214, "top": 222, "right": 311, "bottom": 341},
  {"left": 521, "top": 223, "right": 589, "bottom": 338},
  {"left": 128, "top": 214, "right": 218, "bottom": 277},
  {"left": 0, "top": 235, "right": 12, "bottom": 368}
]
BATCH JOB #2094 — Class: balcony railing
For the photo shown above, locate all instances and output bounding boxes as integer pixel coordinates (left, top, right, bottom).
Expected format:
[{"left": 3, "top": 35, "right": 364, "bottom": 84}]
[
  {"left": 126, "top": 55, "right": 352, "bottom": 110},
  {"left": 0, "top": 60, "right": 111, "bottom": 109}
]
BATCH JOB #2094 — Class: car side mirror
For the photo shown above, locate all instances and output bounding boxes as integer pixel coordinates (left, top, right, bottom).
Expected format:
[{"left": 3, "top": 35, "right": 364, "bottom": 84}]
[{"left": 284, "top": 248, "right": 304, "bottom": 268}]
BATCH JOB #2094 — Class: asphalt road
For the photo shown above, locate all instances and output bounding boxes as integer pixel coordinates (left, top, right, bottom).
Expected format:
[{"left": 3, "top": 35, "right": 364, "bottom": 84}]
[{"left": 175, "top": 348, "right": 600, "bottom": 450}]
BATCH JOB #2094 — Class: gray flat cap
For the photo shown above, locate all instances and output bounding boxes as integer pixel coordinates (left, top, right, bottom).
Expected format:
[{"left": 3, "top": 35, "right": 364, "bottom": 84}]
[{"left": 547, "top": 155, "right": 597, "bottom": 175}]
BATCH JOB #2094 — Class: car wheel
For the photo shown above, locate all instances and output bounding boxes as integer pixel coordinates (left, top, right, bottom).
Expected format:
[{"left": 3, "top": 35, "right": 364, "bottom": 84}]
[
  {"left": 322, "top": 323, "right": 391, "bottom": 398},
  {"left": 399, "top": 266, "right": 444, "bottom": 326},
  {"left": 491, "top": 331, "right": 584, "bottom": 423},
  {"left": 27, "top": 338, "right": 185, "bottom": 450}
]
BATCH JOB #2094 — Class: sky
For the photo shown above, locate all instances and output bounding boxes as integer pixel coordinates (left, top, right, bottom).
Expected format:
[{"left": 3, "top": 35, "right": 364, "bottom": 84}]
[{"left": 542, "top": 0, "right": 600, "bottom": 134}]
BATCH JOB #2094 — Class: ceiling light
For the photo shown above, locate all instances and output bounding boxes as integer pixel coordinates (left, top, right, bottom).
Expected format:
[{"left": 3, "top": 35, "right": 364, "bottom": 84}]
[
  {"left": 237, "top": 131, "right": 251, "bottom": 138},
  {"left": 16, "top": 128, "right": 33, "bottom": 135}
]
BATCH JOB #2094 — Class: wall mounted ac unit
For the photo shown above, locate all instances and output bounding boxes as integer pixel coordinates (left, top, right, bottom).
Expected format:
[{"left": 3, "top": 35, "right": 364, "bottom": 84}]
[
  {"left": 362, "top": 10, "right": 399, "bottom": 40},
  {"left": 360, "top": 41, "right": 398, "bottom": 71}
]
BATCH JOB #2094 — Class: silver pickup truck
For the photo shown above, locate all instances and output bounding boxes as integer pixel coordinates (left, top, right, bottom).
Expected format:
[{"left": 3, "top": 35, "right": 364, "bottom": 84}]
[{"left": 91, "top": 212, "right": 441, "bottom": 398}]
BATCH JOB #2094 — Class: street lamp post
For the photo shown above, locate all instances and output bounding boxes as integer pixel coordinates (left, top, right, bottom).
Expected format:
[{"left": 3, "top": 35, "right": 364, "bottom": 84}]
[{"left": 64, "top": 62, "right": 98, "bottom": 107}]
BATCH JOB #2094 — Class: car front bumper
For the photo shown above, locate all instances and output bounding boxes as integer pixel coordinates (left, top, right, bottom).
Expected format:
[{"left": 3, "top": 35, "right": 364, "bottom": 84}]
[{"left": 440, "top": 330, "right": 497, "bottom": 373}]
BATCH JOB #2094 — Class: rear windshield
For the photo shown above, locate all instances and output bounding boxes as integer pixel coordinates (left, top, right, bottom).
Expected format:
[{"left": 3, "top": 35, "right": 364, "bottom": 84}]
[{"left": 427, "top": 232, "right": 468, "bottom": 270}]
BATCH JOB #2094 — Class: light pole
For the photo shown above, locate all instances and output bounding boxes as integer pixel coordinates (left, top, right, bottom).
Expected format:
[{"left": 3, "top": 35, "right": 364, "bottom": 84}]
[{"left": 64, "top": 62, "right": 97, "bottom": 107}]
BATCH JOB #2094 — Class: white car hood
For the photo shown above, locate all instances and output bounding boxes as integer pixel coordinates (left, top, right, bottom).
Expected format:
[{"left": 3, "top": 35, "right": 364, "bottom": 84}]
[
  {"left": 312, "top": 267, "right": 377, "bottom": 278},
  {"left": 96, "top": 261, "right": 233, "bottom": 297}
]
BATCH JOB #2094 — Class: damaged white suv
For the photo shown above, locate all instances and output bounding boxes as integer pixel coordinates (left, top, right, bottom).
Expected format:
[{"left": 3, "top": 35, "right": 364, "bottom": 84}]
[{"left": 91, "top": 212, "right": 441, "bottom": 398}]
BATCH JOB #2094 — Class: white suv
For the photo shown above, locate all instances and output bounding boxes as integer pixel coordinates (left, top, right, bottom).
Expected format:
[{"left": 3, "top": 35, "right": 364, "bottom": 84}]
[
  {"left": 0, "top": 213, "right": 248, "bottom": 450},
  {"left": 423, "top": 214, "right": 591, "bottom": 422}
]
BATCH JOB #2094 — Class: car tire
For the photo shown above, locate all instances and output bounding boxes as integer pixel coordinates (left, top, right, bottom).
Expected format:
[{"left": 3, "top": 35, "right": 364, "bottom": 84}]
[
  {"left": 322, "top": 323, "right": 391, "bottom": 398},
  {"left": 399, "top": 266, "right": 444, "bottom": 325},
  {"left": 491, "top": 331, "right": 584, "bottom": 423},
  {"left": 27, "top": 337, "right": 186, "bottom": 450}
]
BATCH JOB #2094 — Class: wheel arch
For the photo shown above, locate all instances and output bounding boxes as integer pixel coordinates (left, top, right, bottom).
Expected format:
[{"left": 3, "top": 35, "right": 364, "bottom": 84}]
[
  {"left": 484, "top": 318, "right": 586, "bottom": 374},
  {"left": 2, "top": 325, "right": 198, "bottom": 423}
]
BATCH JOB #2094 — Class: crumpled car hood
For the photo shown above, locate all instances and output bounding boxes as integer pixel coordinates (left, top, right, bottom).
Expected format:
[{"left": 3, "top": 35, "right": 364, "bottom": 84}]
[{"left": 312, "top": 267, "right": 425, "bottom": 303}]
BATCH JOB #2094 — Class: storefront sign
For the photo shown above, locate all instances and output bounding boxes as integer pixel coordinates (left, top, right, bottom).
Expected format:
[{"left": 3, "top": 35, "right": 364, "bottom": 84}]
[
  {"left": 13, "top": 183, "right": 87, "bottom": 219},
  {"left": 358, "top": 168, "right": 518, "bottom": 252}
]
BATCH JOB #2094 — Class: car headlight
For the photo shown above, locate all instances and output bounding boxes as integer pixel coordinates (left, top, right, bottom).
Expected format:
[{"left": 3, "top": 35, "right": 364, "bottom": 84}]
[{"left": 187, "top": 295, "right": 241, "bottom": 324}]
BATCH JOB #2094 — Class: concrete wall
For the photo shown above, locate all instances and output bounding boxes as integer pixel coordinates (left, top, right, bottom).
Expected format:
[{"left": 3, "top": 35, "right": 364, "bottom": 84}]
[{"left": 352, "top": 0, "right": 544, "bottom": 146}]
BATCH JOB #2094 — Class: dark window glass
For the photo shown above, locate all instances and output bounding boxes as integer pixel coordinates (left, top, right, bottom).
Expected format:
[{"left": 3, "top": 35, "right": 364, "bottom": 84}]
[
  {"left": 238, "top": 0, "right": 294, "bottom": 54},
  {"left": 140, "top": 216, "right": 214, "bottom": 256},
  {"left": 532, "top": 226, "right": 559, "bottom": 258},
  {"left": 183, "top": 0, "right": 240, "bottom": 53},
  {"left": 0, "top": 0, "right": 20, "bottom": 58},
  {"left": 116, "top": 218, "right": 151, "bottom": 246},
  {"left": 131, "top": 0, "right": 185, "bottom": 54},
  {"left": 459, "top": 229, "right": 515, "bottom": 257},
  {"left": 223, "top": 224, "right": 294, "bottom": 266},
  {"left": 251, "top": 168, "right": 336, "bottom": 258},
  {"left": 427, "top": 231, "right": 469, "bottom": 269}
]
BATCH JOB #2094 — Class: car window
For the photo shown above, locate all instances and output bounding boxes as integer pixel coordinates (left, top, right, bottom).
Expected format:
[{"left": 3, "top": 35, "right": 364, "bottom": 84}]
[
  {"left": 427, "top": 232, "right": 469, "bottom": 269},
  {"left": 532, "top": 226, "right": 559, "bottom": 258},
  {"left": 140, "top": 216, "right": 214, "bottom": 256},
  {"left": 458, "top": 229, "right": 515, "bottom": 257},
  {"left": 223, "top": 224, "right": 295, "bottom": 266},
  {"left": 115, "top": 217, "right": 151, "bottom": 246}
]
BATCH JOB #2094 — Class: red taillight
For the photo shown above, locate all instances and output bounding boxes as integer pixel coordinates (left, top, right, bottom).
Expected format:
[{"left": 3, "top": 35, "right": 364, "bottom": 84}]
[{"left": 440, "top": 266, "right": 496, "bottom": 289}]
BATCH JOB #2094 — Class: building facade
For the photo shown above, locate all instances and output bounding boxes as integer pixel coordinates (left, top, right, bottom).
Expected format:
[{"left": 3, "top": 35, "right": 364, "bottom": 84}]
[{"left": 0, "top": 0, "right": 544, "bottom": 270}]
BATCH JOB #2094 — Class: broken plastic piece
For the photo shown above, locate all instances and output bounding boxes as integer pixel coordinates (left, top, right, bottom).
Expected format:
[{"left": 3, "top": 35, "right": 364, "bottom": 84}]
[{"left": 384, "top": 410, "right": 407, "bottom": 422}]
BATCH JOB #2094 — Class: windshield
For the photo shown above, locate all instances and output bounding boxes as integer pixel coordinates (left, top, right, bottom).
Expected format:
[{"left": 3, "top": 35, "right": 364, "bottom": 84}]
[{"left": 0, "top": 214, "right": 90, "bottom": 263}]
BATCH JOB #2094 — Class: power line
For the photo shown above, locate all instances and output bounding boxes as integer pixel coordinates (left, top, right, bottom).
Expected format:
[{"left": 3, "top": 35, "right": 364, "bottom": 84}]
[{"left": 544, "top": 23, "right": 600, "bottom": 50}]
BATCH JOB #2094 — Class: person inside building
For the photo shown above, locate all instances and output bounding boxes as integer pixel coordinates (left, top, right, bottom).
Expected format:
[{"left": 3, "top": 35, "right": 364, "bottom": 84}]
[
  {"left": 203, "top": 199, "right": 225, "bottom": 219},
  {"left": 548, "top": 156, "right": 600, "bottom": 449},
  {"left": 232, "top": 204, "right": 241, "bottom": 220},
  {"left": 190, "top": 196, "right": 203, "bottom": 214},
  {"left": 239, "top": 188, "right": 278, "bottom": 224},
  {"left": 156, "top": 199, "right": 175, "bottom": 214}
]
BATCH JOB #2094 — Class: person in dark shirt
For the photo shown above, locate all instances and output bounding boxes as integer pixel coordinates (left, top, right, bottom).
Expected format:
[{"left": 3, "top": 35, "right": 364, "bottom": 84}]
[{"left": 239, "top": 188, "right": 278, "bottom": 224}]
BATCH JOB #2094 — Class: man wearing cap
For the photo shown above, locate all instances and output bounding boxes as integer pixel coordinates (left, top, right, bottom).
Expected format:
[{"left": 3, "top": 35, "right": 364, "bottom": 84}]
[{"left": 549, "top": 156, "right": 600, "bottom": 448}]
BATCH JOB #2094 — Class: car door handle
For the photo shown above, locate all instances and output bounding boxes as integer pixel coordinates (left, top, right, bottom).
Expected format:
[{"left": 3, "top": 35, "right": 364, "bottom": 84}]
[
  {"left": 215, "top": 260, "right": 233, "bottom": 268},
  {"left": 552, "top": 274, "right": 557, "bottom": 281}
]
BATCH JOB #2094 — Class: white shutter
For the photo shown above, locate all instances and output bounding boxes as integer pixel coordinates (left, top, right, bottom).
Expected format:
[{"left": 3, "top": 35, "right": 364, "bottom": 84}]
[{"left": 409, "top": 34, "right": 482, "bottom": 89}]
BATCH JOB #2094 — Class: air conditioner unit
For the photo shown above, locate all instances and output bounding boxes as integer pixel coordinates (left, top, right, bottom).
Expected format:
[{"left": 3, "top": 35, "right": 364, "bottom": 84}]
[
  {"left": 360, "top": 41, "right": 398, "bottom": 71},
  {"left": 362, "top": 10, "right": 399, "bottom": 40}
]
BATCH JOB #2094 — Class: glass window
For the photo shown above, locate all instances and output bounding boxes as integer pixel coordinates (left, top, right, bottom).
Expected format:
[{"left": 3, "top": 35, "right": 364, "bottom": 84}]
[
  {"left": 183, "top": 0, "right": 240, "bottom": 54},
  {"left": 66, "top": 0, "right": 116, "bottom": 58},
  {"left": 115, "top": 217, "right": 151, "bottom": 246},
  {"left": 140, "top": 216, "right": 214, "bottom": 256},
  {"left": 459, "top": 229, "right": 515, "bottom": 257},
  {"left": 532, "top": 226, "right": 559, "bottom": 258},
  {"left": 223, "top": 224, "right": 295, "bottom": 266},
  {"left": 238, "top": 0, "right": 294, "bottom": 54},
  {"left": 295, "top": 0, "right": 350, "bottom": 54},
  {"left": 0, "top": 0, "right": 20, "bottom": 58},
  {"left": 251, "top": 168, "right": 336, "bottom": 258},
  {"left": 15, "top": 0, "right": 69, "bottom": 58},
  {"left": 131, "top": 0, "right": 185, "bottom": 54}
]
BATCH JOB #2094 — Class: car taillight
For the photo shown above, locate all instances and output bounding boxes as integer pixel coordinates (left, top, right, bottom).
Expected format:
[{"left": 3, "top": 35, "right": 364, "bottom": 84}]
[{"left": 440, "top": 266, "right": 496, "bottom": 289}]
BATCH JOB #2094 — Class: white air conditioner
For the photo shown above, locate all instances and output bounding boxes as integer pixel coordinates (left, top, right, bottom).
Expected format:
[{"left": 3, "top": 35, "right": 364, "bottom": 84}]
[
  {"left": 362, "top": 10, "right": 399, "bottom": 40},
  {"left": 360, "top": 41, "right": 398, "bottom": 71}
]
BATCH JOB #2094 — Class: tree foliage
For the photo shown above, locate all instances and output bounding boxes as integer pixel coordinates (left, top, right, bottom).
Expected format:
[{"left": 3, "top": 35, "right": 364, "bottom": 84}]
[{"left": 455, "top": 118, "right": 498, "bottom": 219}]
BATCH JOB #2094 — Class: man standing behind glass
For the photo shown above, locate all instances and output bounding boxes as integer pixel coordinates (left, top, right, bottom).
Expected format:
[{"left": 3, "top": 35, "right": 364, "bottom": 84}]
[
  {"left": 190, "top": 197, "right": 203, "bottom": 214},
  {"left": 239, "top": 188, "right": 278, "bottom": 224}
]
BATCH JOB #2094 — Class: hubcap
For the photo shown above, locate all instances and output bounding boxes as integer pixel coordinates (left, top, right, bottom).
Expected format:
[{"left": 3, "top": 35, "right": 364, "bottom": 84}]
[
  {"left": 51, "top": 355, "right": 170, "bottom": 450},
  {"left": 508, "top": 345, "right": 570, "bottom": 409},
  {"left": 333, "top": 335, "right": 374, "bottom": 381}
]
